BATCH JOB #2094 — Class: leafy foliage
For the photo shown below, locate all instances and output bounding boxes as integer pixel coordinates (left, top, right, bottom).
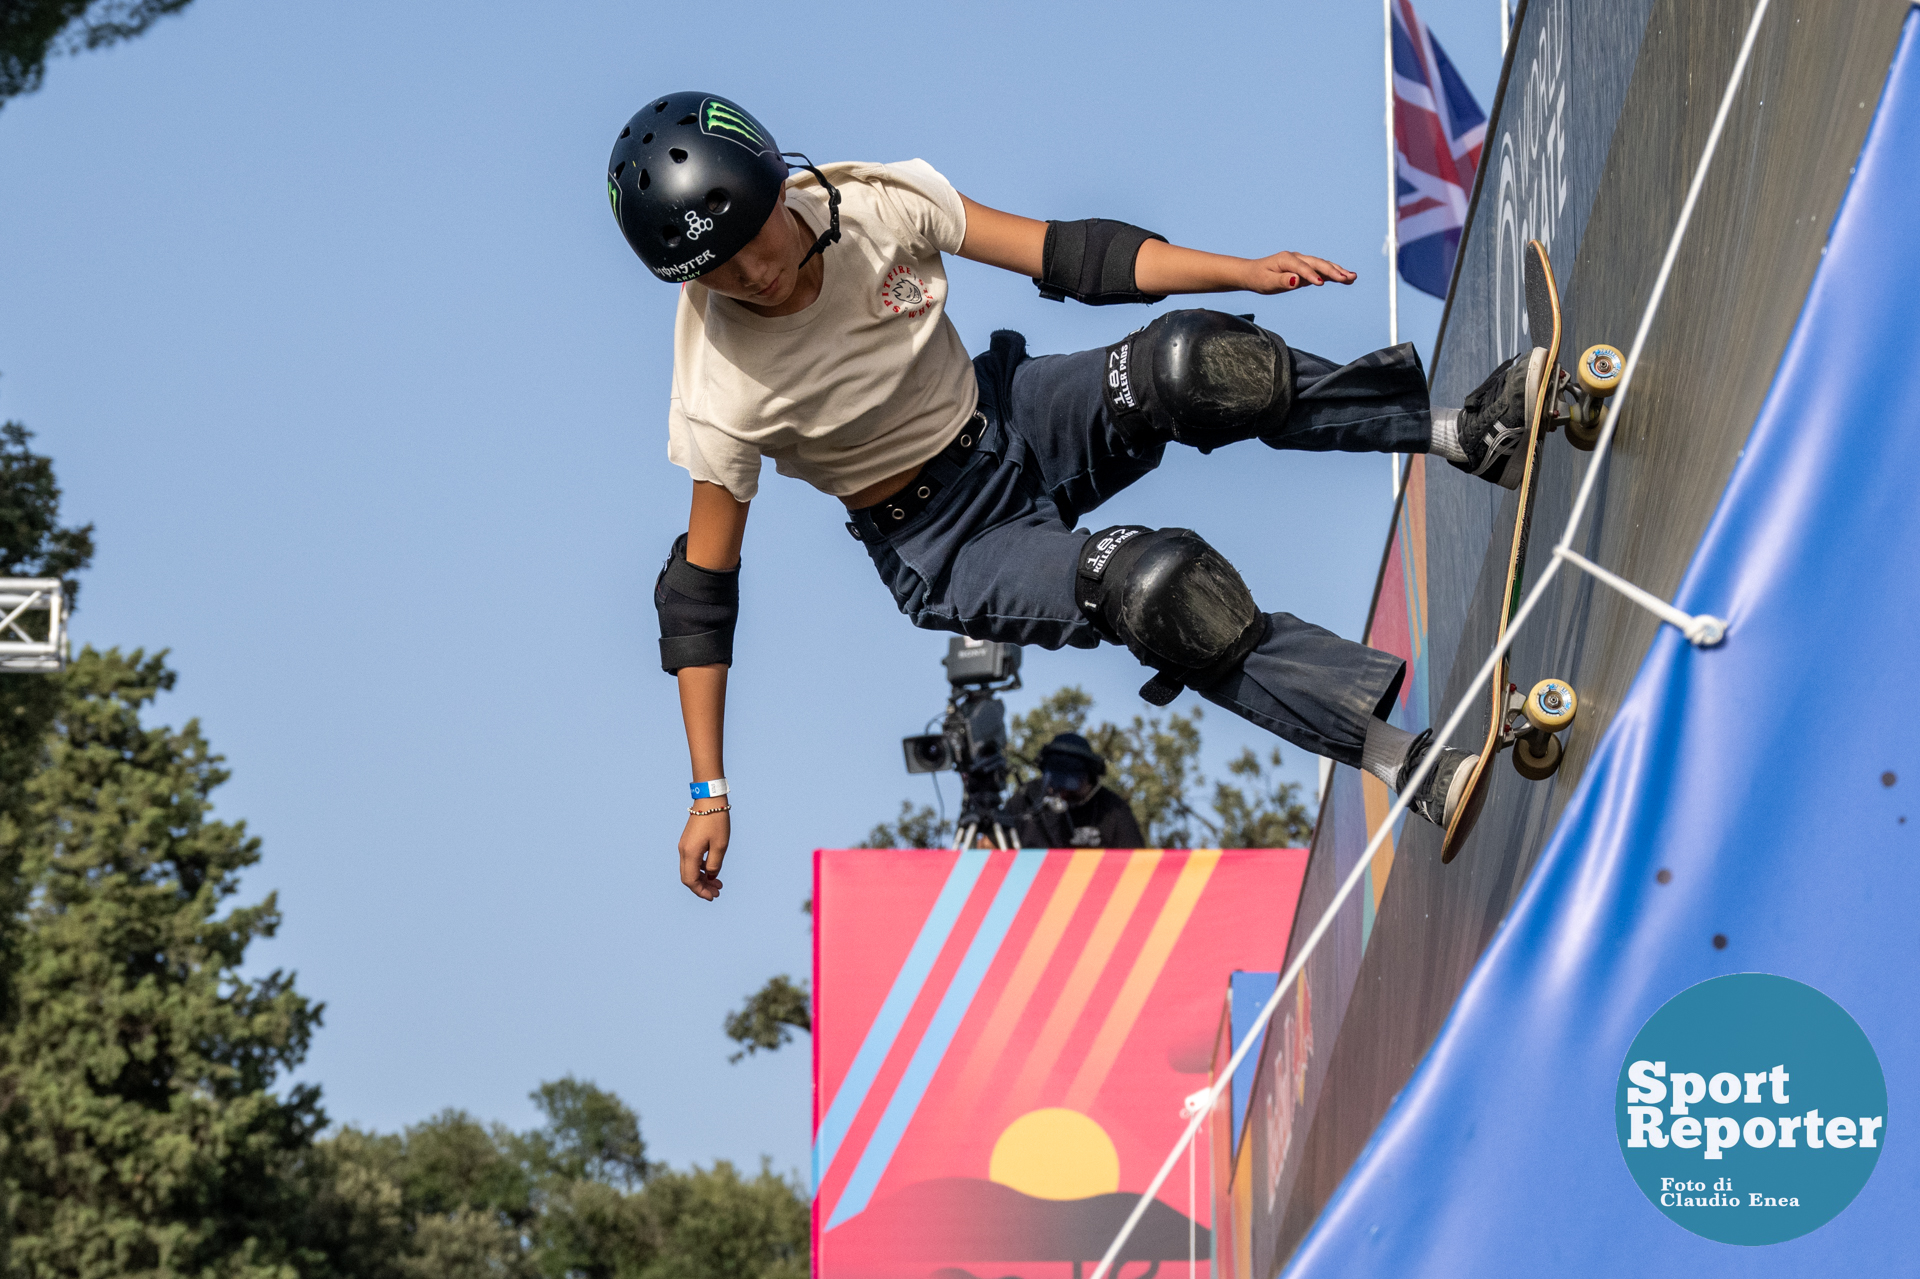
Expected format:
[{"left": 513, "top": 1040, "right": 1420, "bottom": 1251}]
[
  {"left": 0, "top": 0, "right": 195, "bottom": 105},
  {"left": 723, "top": 975, "right": 812, "bottom": 1063},
  {"left": 1209, "top": 747, "right": 1314, "bottom": 848},
  {"left": 297, "top": 1082, "right": 806, "bottom": 1279},
  {"left": 857, "top": 800, "right": 951, "bottom": 850},
  {"left": 0, "top": 421, "right": 94, "bottom": 592},
  {"left": 523, "top": 1076, "right": 652, "bottom": 1190},
  {"left": 0, "top": 647, "right": 325, "bottom": 1275}
]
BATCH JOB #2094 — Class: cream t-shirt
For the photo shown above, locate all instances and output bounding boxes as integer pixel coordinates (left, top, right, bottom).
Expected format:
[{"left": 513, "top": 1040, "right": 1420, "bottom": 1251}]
[{"left": 666, "top": 160, "right": 978, "bottom": 502}]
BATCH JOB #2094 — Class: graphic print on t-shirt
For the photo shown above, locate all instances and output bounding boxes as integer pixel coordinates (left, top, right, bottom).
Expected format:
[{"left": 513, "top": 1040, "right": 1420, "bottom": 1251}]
[{"left": 880, "top": 263, "right": 933, "bottom": 319}]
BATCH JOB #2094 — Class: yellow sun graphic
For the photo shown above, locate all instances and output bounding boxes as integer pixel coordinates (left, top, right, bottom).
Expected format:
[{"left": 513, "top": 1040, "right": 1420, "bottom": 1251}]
[{"left": 988, "top": 1108, "right": 1120, "bottom": 1200}]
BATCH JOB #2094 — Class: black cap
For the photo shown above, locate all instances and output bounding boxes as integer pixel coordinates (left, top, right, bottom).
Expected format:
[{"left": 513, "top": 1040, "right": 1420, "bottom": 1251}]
[{"left": 1038, "top": 732, "right": 1106, "bottom": 778}]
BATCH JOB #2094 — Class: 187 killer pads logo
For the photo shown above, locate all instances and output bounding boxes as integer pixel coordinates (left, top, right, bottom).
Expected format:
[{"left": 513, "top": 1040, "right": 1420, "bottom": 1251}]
[{"left": 1616, "top": 974, "right": 1886, "bottom": 1244}]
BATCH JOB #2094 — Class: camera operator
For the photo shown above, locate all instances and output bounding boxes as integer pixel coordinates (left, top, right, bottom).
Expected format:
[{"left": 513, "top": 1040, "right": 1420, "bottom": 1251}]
[{"left": 1004, "top": 733, "right": 1145, "bottom": 849}]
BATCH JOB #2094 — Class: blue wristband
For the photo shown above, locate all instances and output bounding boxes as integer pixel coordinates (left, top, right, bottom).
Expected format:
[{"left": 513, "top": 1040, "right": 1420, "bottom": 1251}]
[{"left": 690, "top": 778, "right": 730, "bottom": 799}]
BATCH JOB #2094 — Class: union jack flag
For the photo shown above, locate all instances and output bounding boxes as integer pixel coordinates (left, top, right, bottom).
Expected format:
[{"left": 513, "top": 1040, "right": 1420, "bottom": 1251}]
[{"left": 1392, "top": 0, "right": 1486, "bottom": 299}]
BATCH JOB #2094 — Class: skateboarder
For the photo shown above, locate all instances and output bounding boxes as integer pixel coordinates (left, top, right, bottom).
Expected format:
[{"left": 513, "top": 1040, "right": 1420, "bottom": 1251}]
[{"left": 611, "top": 94, "right": 1550, "bottom": 899}]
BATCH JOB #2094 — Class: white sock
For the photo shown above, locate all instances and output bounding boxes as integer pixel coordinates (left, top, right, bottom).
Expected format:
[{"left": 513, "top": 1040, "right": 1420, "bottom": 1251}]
[
  {"left": 1361, "top": 717, "right": 1417, "bottom": 790},
  {"left": 1428, "top": 407, "right": 1467, "bottom": 463}
]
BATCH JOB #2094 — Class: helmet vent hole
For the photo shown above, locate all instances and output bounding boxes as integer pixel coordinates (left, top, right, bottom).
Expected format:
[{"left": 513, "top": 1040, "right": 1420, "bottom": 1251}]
[
  {"left": 637, "top": 168, "right": 650, "bottom": 190},
  {"left": 641, "top": 132, "right": 653, "bottom": 144},
  {"left": 654, "top": 100, "right": 668, "bottom": 112},
  {"left": 619, "top": 126, "right": 630, "bottom": 140},
  {"left": 677, "top": 113, "right": 696, "bottom": 126},
  {"left": 705, "top": 188, "right": 730, "bottom": 213},
  {"left": 661, "top": 225, "right": 683, "bottom": 247},
  {"left": 669, "top": 147, "right": 688, "bottom": 163},
  {"left": 612, "top": 160, "right": 625, "bottom": 178}
]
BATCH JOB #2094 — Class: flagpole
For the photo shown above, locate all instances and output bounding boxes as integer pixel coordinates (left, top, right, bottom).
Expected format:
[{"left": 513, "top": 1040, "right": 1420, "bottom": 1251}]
[{"left": 1384, "top": 0, "right": 1401, "bottom": 501}]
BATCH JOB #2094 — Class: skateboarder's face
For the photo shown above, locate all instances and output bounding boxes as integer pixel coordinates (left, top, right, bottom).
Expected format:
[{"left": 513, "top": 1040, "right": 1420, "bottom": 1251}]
[{"left": 699, "top": 202, "right": 812, "bottom": 310}]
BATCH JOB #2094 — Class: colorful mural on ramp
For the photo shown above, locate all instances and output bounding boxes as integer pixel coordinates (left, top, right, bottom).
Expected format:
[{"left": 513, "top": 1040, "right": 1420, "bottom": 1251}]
[{"left": 813, "top": 848, "right": 1306, "bottom": 1279}]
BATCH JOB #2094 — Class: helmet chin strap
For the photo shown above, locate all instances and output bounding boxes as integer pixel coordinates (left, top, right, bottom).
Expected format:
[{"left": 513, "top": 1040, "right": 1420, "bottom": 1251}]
[{"left": 782, "top": 152, "right": 841, "bottom": 271}]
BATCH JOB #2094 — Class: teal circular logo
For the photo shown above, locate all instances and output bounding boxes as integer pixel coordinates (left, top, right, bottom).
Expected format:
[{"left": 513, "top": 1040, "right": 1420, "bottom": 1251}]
[{"left": 1617, "top": 973, "right": 1886, "bottom": 1244}]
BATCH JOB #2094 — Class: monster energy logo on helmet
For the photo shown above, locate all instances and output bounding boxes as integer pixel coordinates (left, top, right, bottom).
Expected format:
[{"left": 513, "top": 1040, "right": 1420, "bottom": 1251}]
[{"left": 700, "top": 98, "right": 774, "bottom": 155}]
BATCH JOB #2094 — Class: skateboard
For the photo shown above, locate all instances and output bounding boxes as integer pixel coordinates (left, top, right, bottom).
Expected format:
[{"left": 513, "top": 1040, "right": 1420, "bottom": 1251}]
[{"left": 1439, "top": 240, "right": 1623, "bottom": 865}]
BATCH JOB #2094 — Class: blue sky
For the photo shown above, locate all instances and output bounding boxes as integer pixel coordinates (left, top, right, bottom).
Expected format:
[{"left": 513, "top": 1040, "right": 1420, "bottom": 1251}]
[{"left": 0, "top": 0, "right": 1502, "bottom": 1178}]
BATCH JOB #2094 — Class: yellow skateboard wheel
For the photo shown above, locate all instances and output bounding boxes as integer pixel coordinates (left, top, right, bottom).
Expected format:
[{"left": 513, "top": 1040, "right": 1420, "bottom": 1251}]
[
  {"left": 1565, "top": 403, "right": 1604, "bottom": 451},
  {"left": 1514, "top": 730, "right": 1564, "bottom": 781},
  {"left": 1577, "top": 344, "right": 1624, "bottom": 398},
  {"left": 1525, "top": 678, "right": 1578, "bottom": 732}
]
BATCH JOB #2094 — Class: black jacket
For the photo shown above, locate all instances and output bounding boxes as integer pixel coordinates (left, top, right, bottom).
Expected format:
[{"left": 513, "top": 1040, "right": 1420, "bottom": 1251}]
[{"left": 1004, "top": 779, "right": 1145, "bottom": 849}]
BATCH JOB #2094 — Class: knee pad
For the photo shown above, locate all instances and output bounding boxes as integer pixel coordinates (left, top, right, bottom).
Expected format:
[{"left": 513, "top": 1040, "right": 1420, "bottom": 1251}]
[
  {"left": 1103, "top": 310, "right": 1297, "bottom": 455},
  {"left": 1077, "top": 526, "right": 1269, "bottom": 705}
]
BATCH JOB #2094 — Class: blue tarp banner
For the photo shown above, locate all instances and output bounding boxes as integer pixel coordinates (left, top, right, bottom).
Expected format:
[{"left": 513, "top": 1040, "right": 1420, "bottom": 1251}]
[{"left": 1283, "top": 13, "right": 1920, "bottom": 1275}]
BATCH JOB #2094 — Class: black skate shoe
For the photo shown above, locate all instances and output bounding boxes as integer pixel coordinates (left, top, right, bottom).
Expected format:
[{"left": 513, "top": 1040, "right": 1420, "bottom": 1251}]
[
  {"left": 1397, "top": 730, "right": 1480, "bottom": 834},
  {"left": 1441, "top": 348, "right": 1559, "bottom": 490}
]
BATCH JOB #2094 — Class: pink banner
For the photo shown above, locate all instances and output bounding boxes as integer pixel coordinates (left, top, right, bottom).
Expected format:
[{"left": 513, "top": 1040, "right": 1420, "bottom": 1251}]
[{"left": 813, "top": 847, "right": 1307, "bottom": 1279}]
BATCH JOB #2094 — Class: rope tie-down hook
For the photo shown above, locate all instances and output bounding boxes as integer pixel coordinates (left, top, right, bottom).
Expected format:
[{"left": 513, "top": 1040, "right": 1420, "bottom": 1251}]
[{"left": 1552, "top": 546, "right": 1728, "bottom": 647}]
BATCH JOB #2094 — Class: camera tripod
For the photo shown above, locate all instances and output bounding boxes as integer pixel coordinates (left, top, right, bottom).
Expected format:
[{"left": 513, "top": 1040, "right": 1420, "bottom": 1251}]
[{"left": 952, "top": 779, "right": 1017, "bottom": 850}]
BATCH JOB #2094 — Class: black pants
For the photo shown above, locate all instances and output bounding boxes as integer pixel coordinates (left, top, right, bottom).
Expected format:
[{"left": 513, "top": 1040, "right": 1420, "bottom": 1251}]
[{"left": 856, "top": 322, "right": 1426, "bottom": 768}]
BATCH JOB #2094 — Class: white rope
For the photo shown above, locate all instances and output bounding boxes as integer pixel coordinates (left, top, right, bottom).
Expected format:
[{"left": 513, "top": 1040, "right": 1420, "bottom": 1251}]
[
  {"left": 1179, "top": 1087, "right": 1209, "bottom": 1279},
  {"left": 1088, "top": 4, "right": 1770, "bottom": 1274},
  {"left": 1554, "top": 547, "right": 1726, "bottom": 645},
  {"left": 1187, "top": 1132, "right": 1196, "bottom": 1279}
]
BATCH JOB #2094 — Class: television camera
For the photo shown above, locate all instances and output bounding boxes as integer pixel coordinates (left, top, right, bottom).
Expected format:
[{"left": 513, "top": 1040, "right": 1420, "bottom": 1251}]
[{"left": 901, "top": 637, "right": 1022, "bottom": 849}]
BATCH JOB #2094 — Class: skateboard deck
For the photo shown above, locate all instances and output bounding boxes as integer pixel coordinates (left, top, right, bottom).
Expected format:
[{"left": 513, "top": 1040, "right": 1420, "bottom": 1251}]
[{"left": 1440, "top": 239, "right": 1561, "bottom": 865}]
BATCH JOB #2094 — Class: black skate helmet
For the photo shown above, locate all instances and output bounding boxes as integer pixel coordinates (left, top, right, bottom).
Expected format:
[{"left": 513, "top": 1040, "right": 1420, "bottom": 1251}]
[{"left": 607, "top": 91, "right": 839, "bottom": 284}]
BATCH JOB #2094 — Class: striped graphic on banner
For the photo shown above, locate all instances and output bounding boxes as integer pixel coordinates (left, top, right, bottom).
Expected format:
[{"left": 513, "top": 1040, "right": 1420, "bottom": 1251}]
[
  {"left": 824, "top": 850, "right": 1046, "bottom": 1226},
  {"left": 811, "top": 850, "right": 987, "bottom": 1190}
]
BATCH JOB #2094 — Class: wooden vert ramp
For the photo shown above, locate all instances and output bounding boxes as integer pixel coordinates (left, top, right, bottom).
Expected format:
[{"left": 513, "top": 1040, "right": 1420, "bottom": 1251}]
[{"left": 1235, "top": 2, "right": 1915, "bottom": 1273}]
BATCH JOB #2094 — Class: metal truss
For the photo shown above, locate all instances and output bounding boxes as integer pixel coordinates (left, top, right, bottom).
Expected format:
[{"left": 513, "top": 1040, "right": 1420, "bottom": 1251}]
[{"left": 0, "top": 579, "right": 68, "bottom": 674}]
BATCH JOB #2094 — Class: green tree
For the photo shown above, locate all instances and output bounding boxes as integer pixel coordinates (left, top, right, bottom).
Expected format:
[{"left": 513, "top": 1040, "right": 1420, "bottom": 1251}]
[
  {"left": 298, "top": 1112, "right": 535, "bottom": 1279},
  {"left": 1208, "top": 746, "right": 1314, "bottom": 848},
  {"left": 857, "top": 800, "right": 951, "bottom": 850},
  {"left": 1, "top": 0, "right": 196, "bottom": 106},
  {"left": 638, "top": 1161, "right": 807, "bottom": 1279},
  {"left": 723, "top": 975, "right": 811, "bottom": 1063},
  {"left": 304, "top": 1079, "right": 805, "bottom": 1279},
  {"left": 0, "top": 647, "right": 325, "bottom": 1274},
  {"left": 521, "top": 1076, "right": 651, "bottom": 1189}
]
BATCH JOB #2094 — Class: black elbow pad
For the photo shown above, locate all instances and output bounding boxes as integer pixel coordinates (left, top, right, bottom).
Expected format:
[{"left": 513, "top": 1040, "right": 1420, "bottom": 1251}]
[
  {"left": 1033, "top": 219, "right": 1169, "bottom": 306},
  {"left": 655, "top": 534, "right": 740, "bottom": 673}
]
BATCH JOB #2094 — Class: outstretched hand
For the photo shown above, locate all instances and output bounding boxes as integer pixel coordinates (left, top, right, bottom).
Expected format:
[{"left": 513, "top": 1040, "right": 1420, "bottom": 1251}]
[
  {"left": 1242, "top": 252, "right": 1358, "bottom": 294},
  {"left": 679, "top": 810, "right": 729, "bottom": 900}
]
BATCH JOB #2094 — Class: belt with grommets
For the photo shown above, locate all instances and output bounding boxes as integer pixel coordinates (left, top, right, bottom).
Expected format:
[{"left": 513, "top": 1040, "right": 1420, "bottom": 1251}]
[{"left": 845, "top": 411, "right": 987, "bottom": 543}]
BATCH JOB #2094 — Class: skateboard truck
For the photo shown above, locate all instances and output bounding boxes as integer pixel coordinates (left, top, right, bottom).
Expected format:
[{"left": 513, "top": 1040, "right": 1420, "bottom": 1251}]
[
  {"left": 1562, "top": 344, "right": 1625, "bottom": 451},
  {"left": 1497, "top": 677, "right": 1579, "bottom": 780}
]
